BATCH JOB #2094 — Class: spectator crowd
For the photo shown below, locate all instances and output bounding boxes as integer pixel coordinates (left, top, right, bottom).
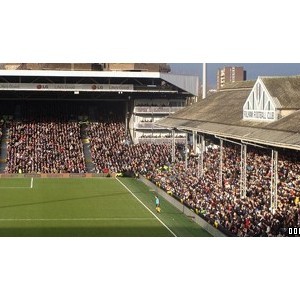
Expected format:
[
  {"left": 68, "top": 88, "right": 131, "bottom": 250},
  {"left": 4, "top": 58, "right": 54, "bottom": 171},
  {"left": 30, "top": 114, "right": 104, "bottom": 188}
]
[
  {"left": 146, "top": 143, "right": 300, "bottom": 237},
  {"left": 88, "top": 114, "right": 173, "bottom": 175},
  {"left": 5, "top": 103, "right": 86, "bottom": 173},
  {"left": 6, "top": 121, "right": 86, "bottom": 173}
]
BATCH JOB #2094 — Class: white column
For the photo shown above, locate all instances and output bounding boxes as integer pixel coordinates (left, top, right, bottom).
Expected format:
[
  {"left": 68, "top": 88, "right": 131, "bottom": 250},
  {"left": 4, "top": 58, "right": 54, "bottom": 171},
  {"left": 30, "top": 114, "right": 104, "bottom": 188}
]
[
  {"left": 240, "top": 144, "right": 247, "bottom": 198},
  {"left": 192, "top": 131, "right": 197, "bottom": 154},
  {"left": 185, "top": 133, "right": 188, "bottom": 170},
  {"left": 202, "top": 63, "right": 207, "bottom": 99},
  {"left": 172, "top": 129, "right": 175, "bottom": 163},
  {"left": 219, "top": 139, "right": 223, "bottom": 188},
  {"left": 271, "top": 150, "right": 278, "bottom": 213},
  {"left": 198, "top": 134, "right": 205, "bottom": 177}
]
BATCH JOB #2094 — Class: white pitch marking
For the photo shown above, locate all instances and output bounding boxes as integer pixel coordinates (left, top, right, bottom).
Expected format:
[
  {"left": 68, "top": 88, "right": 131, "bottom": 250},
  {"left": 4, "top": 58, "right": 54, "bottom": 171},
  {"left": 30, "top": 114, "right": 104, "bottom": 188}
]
[
  {"left": 0, "top": 218, "right": 155, "bottom": 222},
  {"left": 0, "top": 178, "right": 34, "bottom": 189},
  {"left": 116, "top": 177, "right": 177, "bottom": 237},
  {"left": 0, "top": 186, "right": 31, "bottom": 189},
  {"left": 0, "top": 187, "right": 32, "bottom": 189}
]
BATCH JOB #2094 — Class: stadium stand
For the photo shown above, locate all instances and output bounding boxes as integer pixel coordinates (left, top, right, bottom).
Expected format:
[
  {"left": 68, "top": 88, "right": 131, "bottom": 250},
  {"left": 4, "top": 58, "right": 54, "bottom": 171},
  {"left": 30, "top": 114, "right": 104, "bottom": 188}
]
[
  {"left": 6, "top": 102, "right": 86, "bottom": 173},
  {"left": 88, "top": 120, "right": 175, "bottom": 175},
  {"left": 146, "top": 142, "right": 300, "bottom": 236},
  {"left": 1, "top": 70, "right": 300, "bottom": 237},
  {"left": 2, "top": 94, "right": 300, "bottom": 236},
  {"left": 156, "top": 77, "right": 300, "bottom": 236},
  {"left": 4, "top": 101, "right": 177, "bottom": 176},
  {"left": 0, "top": 120, "right": 3, "bottom": 155}
]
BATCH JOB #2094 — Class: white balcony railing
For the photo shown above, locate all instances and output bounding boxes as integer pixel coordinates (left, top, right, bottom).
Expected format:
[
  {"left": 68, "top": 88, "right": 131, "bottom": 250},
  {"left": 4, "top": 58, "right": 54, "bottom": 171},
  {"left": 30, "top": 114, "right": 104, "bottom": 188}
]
[
  {"left": 134, "top": 106, "right": 183, "bottom": 114},
  {"left": 138, "top": 137, "right": 186, "bottom": 144},
  {"left": 134, "top": 123, "right": 165, "bottom": 129}
]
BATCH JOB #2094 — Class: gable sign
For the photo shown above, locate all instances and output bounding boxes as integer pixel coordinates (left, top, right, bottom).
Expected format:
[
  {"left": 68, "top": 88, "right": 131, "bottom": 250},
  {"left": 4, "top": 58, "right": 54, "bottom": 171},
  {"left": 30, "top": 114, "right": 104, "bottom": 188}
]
[{"left": 243, "top": 78, "right": 277, "bottom": 121}]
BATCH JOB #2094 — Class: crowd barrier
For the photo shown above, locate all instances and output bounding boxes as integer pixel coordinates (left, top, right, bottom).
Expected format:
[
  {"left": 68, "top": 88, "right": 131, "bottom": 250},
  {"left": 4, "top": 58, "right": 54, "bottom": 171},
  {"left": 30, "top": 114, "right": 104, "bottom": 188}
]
[{"left": 0, "top": 173, "right": 111, "bottom": 179}]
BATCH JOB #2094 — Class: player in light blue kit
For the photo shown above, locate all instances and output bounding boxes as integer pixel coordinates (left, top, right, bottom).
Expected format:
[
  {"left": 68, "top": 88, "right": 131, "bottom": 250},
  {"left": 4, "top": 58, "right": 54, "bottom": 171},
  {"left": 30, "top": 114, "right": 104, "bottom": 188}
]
[{"left": 155, "top": 195, "right": 161, "bottom": 213}]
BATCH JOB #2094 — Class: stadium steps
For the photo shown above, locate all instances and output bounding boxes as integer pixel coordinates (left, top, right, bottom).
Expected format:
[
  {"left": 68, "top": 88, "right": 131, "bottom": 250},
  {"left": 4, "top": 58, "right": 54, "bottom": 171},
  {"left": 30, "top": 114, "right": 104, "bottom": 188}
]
[
  {"left": 80, "top": 124, "right": 95, "bottom": 173},
  {"left": 0, "top": 125, "right": 8, "bottom": 172}
]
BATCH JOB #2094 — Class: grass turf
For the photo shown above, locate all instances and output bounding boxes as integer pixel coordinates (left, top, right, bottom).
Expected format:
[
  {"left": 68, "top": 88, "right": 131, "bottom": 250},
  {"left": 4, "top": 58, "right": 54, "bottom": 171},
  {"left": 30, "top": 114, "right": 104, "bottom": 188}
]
[{"left": 0, "top": 177, "right": 211, "bottom": 237}]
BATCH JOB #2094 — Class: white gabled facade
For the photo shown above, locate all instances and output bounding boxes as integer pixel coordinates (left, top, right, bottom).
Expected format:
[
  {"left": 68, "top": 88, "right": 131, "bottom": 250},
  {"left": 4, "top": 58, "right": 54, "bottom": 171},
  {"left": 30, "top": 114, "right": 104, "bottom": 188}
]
[{"left": 243, "top": 77, "right": 281, "bottom": 122}]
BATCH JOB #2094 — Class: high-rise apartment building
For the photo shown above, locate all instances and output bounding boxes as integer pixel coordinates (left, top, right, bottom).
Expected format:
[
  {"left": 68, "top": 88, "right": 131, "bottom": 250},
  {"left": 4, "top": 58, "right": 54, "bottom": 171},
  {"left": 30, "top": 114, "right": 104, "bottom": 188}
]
[{"left": 217, "top": 66, "right": 246, "bottom": 90}]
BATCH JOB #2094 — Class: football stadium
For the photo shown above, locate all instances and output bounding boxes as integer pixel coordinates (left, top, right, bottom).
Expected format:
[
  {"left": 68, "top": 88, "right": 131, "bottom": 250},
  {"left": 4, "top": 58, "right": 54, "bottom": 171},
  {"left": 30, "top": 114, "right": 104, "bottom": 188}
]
[{"left": 0, "top": 63, "right": 299, "bottom": 237}]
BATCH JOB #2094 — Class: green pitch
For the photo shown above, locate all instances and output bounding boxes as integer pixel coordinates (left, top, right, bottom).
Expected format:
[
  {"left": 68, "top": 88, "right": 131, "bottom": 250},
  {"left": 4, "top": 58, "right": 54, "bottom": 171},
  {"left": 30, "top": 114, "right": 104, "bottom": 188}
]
[{"left": 0, "top": 177, "right": 211, "bottom": 237}]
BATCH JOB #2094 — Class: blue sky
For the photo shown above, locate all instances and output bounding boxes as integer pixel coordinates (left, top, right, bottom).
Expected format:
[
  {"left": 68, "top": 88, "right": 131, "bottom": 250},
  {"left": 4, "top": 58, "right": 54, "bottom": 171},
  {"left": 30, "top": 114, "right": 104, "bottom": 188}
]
[{"left": 170, "top": 63, "right": 300, "bottom": 88}]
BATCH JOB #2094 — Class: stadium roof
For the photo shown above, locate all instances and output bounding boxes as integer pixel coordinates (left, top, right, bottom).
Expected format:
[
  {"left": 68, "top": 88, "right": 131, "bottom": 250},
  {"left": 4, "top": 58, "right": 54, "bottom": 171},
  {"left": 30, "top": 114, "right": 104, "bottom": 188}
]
[
  {"left": 261, "top": 76, "right": 300, "bottom": 109},
  {"left": 158, "top": 82, "right": 255, "bottom": 126},
  {"left": 0, "top": 69, "right": 162, "bottom": 78},
  {"left": 157, "top": 80, "right": 300, "bottom": 150},
  {"left": 0, "top": 70, "right": 199, "bottom": 96}
]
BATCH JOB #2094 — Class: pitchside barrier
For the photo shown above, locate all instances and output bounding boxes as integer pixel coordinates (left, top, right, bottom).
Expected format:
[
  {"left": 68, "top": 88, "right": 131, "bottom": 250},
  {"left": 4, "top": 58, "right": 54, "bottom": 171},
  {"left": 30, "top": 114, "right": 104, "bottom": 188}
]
[
  {"left": 0, "top": 173, "right": 111, "bottom": 179},
  {"left": 139, "top": 175, "right": 227, "bottom": 237}
]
